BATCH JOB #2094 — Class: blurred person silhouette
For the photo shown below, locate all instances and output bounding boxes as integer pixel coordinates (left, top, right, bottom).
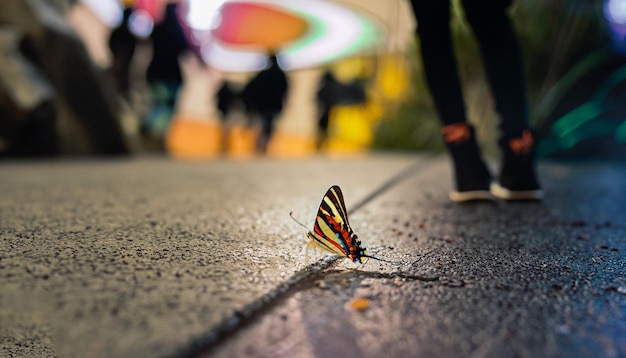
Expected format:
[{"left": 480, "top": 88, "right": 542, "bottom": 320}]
[
  {"left": 217, "top": 81, "right": 238, "bottom": 121},
  {"left": 143, "top": 1, "right": 190, "bottom": 144},
  {"left": 108, "top": 7, "right": 136, "bottom": 101},
  {"left": 0, "top": 28, "right": 57, "bottom": 157},
  {"left": 316, "top": 71, "right": 338, "bottom": 146},
  {"left": 316, "top": 69, "right": 367, "bottom": 148},
  {"left": 409, "top": 0, "right": 542, "bottom": 202},
  {"left": 241, "top": 54, "right": 289, "bottom": 152}
]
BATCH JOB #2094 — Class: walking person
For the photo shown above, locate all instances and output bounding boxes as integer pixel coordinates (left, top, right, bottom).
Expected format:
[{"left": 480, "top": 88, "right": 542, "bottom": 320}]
[
  {"left": 409, "top": 0, "right": 542, "bottom": 201},
  {"left": 242, "top": 54, "right": 289, "bottom": 152},
  {"left": 143, "top": 2, "right": 190, "bottom": 143}
]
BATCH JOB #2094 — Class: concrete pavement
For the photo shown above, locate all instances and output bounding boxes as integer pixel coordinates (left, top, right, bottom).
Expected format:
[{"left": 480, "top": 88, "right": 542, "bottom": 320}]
[{"left": 1, "top": 154, "right": 625, "bottom": 357}]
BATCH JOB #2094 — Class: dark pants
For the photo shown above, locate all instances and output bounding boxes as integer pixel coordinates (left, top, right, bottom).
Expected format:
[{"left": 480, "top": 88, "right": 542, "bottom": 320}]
[
  {"left": 257, "top": 110, "right": 279, "bottom": 151},
  {"left": 410, "top": 0, "right": 528, "bottom": 139}
]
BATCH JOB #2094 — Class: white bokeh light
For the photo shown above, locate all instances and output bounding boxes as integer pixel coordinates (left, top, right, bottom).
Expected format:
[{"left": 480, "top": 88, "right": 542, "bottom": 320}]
[
  {"left": 129, "top": 9, "right": 154, "bottom": 38},
  {"left": 185, "top": 0, "right": 227, "bottom": 31},
  {"left": 200, "top": 40, "right": 268, "bottom": 72},
  {"left": 605, "top": 0, "right": 626, "bottom": 25}
]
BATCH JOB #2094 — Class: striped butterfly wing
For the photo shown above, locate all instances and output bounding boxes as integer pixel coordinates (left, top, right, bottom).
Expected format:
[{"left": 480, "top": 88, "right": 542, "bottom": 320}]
[{"left": 307, "top": 185, "right": 369, "bottom": 264}]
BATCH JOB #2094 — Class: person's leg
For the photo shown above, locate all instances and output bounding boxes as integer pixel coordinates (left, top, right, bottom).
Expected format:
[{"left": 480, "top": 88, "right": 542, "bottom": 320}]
[
  {"left": 462, "top": 0, "right": 527, "bottom": 138},
  {"left": 463, "top": 0, "right": 542, "bottom": 199},
  {"left": 410, "top": 0, "right": 492, "bottom": 201},
  {"left": 257, "top": 110, "right": 275, "bottom": 152},
  {"left": 410, "top": 0, "right": 466, "bottom": 126}
]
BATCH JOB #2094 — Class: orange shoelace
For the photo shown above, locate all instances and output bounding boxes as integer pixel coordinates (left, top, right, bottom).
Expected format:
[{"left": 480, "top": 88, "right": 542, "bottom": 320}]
[
  {"left": 508, "top": 130, "right": 534, "bottom": 155},
  {"left": 441, "top": 123, "right": 471, "bottom": 144}
]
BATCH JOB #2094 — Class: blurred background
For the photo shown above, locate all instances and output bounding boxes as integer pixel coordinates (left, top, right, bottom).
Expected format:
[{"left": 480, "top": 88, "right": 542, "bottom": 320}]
[{"left": 1, "top": 0, "right": 625, "bottom": 160}]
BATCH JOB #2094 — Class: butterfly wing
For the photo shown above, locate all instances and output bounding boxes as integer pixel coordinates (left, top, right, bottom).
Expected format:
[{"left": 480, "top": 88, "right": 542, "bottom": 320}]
[{"left": 308, "top": 185, "right": 369, "bottom": 264}]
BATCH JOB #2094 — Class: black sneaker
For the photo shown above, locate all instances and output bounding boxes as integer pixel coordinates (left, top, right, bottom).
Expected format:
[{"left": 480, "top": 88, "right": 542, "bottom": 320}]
[
  {"left": 491, "top": 130, "right": 543, "bottom": 200},
  {"left": 443, "top": 123, "right": 493, "bottom": 202}
]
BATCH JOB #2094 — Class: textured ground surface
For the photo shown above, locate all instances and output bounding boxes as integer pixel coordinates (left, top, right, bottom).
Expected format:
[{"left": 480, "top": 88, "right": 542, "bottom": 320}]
[{"left": 1, "top": 155, "right": 625, "bottom": 357}]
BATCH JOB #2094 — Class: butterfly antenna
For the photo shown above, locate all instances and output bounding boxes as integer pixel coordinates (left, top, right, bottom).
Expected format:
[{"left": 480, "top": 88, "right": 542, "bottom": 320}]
[
  {"left": 365, "top": 254, "right": 402, "bottom": 265},
  {"left": 289, "top": 211, "right": 310, "bottom": 230}
]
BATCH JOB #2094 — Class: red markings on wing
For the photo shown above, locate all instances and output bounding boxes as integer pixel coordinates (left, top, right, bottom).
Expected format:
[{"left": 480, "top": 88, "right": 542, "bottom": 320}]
[
  {"left": 321, "top": 213, "right": 360, "bottom": 260},
  {"left": 313, "top": 217, "right": 348, "bottom": 255}
]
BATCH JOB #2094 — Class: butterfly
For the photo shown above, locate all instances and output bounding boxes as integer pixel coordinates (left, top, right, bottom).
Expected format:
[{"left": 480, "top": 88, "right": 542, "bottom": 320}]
[{"left": 290, "top": 185, "right": 392, "bottom": 264}]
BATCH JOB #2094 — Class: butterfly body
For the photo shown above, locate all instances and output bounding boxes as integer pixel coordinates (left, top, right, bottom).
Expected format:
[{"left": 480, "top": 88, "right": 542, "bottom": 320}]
[{"left": 299, "top": 185, "right": 370, "bottom": 264}]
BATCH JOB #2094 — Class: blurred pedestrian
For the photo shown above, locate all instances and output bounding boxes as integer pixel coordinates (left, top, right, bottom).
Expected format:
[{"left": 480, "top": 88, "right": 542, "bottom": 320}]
[
  {"left": 143, "top": 1, "right": 190, "bottom": 143},
  {"left": 409, "top": 0, "right": 542, "bottom": 201},
  {"left": 315, "top": 70, "right": 367, "bottom": 148},
  {"left": 108, "top": 7, "right": 136, "bottom": 101},
  {"left": 242, "top": 54, "right": 289, "bottom": 152},
  {"left": 316, "top": 71, "right": 337, "bottom": 146},
  {"left": 0, "top": 28, "right": 57, "bottom": 157}
]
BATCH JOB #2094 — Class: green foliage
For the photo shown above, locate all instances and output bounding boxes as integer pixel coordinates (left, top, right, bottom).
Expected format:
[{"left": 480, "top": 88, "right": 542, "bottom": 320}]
[{"left": 374, "top": 100, "right": 445, "bottom": 152}]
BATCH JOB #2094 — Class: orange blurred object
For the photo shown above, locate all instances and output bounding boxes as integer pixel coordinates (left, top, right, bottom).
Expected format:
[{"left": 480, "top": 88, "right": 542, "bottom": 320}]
[
  {"left": 266, "top": 132, "right": 316, "bottom": 158},
  {"left": 212, "top": 3, "right": 308, "bottom": 51},
  {"left": 349, "top": 298, "right": 370, "bottom": 311},
  {"left": 226, "top": 125, "right": 258, "bottom": 159},
  {"left": 165, "top": 117, "right": 222, "bottom": 159}
]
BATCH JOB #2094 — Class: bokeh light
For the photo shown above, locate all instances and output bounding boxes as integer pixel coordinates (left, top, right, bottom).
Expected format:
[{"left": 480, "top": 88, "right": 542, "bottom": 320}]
[
  {"left": 260, "top": 0, "right": 382, "bottom": 70},
  {"left": 605, "top": 0, "right": 626, "bottom": 25},
  {"left": 129, "top": 9, "right": 155, "bottom": 38},
  {"left": 187, "top": 0, "right": 382, "bottom": 72},
  {"left": 211, "top": 2, "right": 308, "bottom": 50},
  {"left": 185, "top": 0, "right": 226, "bottom": 31},
  {"left": 135, "top": 0, "right": 165, "bottom": 22},
  {"left": 200, "top": 40, "right": 268, "bottom": 72},
  {"left": 604, "top": 0, "right": 626, "bottom": 52},
  {"left": 80, "top": 0, "right": 123, "bottom": 27}
]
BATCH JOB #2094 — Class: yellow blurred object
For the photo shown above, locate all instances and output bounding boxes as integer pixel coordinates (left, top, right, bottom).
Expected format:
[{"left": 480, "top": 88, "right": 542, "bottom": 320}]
[
  {"left": 321, "top": 141, "right": 368, "bottom": 157},
  {"left": 266, "top": 132, "right": 316, "bottom": 158},
  {"left": 376, "top": 55, "right": 409, "bottom": 102},
  {"left": 318, "top": 56, "right": 405, "bottom": 156},
  {"left": 333, "top": 57, "right": 365, "bottom": 82},
  {"left": 349, "top": 298, "right": 370, "bottom": 311},
  {"left": 122, "top": 0, "right": 135, "bottom": 7},
  {"left": 226, "top": 125, "right": 258, "bottom": 159},
  {"left": 165, "top": 117, "right": 222, "bottom": 159},
  {"left": 363, "top": 98, "right": 384, "bottom": 123},
  {"left": 322, "top": 105, "right": 374, "bottom": 154}
]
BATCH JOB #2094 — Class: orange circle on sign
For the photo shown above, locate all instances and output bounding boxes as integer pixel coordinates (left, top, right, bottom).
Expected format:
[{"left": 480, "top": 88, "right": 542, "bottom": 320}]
[{"left": 212, "top": 3, "right": 308, "bottom": 51}]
